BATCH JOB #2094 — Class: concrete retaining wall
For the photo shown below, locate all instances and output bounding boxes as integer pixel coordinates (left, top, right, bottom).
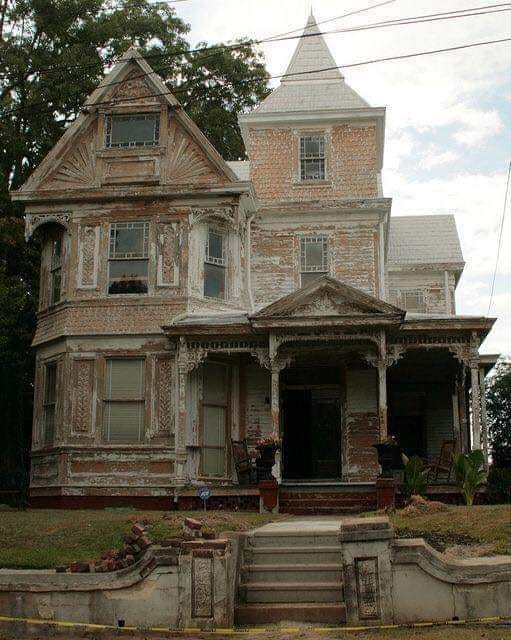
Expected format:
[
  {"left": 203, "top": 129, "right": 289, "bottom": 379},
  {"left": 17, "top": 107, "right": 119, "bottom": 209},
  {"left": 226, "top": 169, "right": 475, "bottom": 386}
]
[{"left": 0, "top": 538, "right": 240, "bottom": 630}]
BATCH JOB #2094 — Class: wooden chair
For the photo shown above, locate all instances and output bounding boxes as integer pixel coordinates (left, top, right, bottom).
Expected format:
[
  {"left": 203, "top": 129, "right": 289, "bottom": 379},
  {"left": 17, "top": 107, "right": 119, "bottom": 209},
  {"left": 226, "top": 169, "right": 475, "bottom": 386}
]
[
  {"left": 427, "top": 440, "right": 456, "bottom": 483},
  {"left": 231, "top": 439, "right": 257, "bottom": 486}
]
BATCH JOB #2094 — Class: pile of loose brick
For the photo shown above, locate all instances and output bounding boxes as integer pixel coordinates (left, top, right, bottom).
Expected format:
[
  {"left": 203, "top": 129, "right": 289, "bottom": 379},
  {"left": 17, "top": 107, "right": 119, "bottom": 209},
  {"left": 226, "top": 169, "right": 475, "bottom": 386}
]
[{"left": 58, "top": 522, "right": 152, "bottom": 574}]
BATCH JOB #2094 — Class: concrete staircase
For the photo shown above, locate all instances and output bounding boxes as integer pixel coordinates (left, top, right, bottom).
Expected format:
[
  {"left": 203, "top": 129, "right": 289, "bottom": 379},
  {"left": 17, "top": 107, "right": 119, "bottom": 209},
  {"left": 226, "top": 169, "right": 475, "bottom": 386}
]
[
  {"left": 235, "top": 522, "right": 346, "bottom": 625},
  {"left": 279, "top": 485, "right": 377, "bottom": 515}
]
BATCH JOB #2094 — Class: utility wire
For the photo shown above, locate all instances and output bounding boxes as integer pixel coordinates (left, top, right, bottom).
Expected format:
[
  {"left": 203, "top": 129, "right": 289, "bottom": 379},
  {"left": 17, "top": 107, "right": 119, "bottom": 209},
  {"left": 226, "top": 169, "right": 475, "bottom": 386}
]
[
  {"left": 3, "top": 6, "right": 511, "bottom": 117},
  {"left": 487, "top": 161, "right": 511, "bottom": 315},
  {"left": 3, "top": 33, "right": 511, "bottom": 120},
  {"left": 3, "top": 0, "right": 509, "bottom": 80}
]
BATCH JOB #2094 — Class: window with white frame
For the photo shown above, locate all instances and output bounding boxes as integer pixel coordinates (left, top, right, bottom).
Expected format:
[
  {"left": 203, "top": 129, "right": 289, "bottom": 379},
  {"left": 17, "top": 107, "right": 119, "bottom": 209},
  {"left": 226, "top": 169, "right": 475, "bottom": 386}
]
[
  {"left": 300, "top": 236, "right": 329, "bottom": 287},
  {"left": 103, "top": 359, "right": 145, "bottom": 444},
  {"left": 390, "top": 288, "right": 426, "bottom": 313},
  {"left": 108, "top": 221, "right": 149, "bottom": 294},
  {"left": 300, "top": 135, "right": 325, "bottom": 181},
  {"left": 49, "top": 236, "right": 62, "bottom": 305},
  {"left": 43, "top": 362, "right": 57, "bottom": 446},
  {"left": 204, "top": 226, "right": 226, "bottom": 299},
  {"left": 105, "top": 113, "right": 160, "bottom": 148},
  {"left": 201, "top": 362, "right": 228, "bottom": 477}
]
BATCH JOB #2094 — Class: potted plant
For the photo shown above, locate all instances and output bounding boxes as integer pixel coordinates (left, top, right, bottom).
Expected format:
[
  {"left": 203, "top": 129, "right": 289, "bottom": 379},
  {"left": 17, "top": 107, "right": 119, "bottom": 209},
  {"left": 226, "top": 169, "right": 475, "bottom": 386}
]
[
  {"left": 255, "top": 435, "right": 282, "bottom": 481},
  {"left": 373, "top": 435, "right": 400, "bottom": 478}
]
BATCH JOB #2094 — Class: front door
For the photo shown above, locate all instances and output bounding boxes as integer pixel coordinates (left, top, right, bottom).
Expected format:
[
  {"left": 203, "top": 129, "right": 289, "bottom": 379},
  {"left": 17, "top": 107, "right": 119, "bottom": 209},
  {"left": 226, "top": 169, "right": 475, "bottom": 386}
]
[{"left": 281, "top": 368, "right": 341, "bottom": 480}]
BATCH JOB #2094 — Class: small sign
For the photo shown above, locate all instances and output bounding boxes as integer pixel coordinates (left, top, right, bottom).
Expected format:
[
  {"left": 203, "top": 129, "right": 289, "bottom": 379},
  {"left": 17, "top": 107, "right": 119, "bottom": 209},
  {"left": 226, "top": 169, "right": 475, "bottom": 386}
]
[{"left": 198, "top": 485, "right": 211, "bottom": 511}]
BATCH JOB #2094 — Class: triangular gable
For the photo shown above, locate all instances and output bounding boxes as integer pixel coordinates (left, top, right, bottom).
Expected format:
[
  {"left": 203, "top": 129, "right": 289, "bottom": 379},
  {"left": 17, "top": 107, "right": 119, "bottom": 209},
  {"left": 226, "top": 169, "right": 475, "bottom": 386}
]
[
  {"left": 253, "top": 275, "right": 404, "bottom": 319},
  {"left": 18, "top": 47, "right": 238, "bottom": 194}
]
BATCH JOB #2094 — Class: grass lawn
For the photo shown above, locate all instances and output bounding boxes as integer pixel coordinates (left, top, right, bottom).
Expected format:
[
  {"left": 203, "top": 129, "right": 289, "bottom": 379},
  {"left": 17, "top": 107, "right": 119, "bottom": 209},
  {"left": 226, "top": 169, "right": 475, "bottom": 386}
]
[
  {"left": 388, "top": 504, "right": 511, "bottom": 555},
  {"left": 0, "top": 509, "right": 288, "bottom": 569}
]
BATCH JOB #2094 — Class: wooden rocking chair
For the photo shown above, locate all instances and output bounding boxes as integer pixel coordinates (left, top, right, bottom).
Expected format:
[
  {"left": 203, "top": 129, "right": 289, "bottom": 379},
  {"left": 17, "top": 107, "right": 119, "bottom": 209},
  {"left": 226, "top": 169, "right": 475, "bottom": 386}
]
[
  {"left": 427, "top": 439, "right": 456, "bottom": 483},
  {"left": 231, "top": 439, "right": 257, "bottom": 486}
]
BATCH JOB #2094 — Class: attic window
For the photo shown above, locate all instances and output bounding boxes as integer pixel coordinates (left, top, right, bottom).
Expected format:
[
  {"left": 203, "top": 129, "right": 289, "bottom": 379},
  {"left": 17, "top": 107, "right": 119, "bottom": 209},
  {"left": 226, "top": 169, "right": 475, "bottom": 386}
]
[
  {"left": 105, "top": 113, "right": 160, "bottom": 148},
  {"left": 390, "top": 288, "right": 426, "bottom": 313}
]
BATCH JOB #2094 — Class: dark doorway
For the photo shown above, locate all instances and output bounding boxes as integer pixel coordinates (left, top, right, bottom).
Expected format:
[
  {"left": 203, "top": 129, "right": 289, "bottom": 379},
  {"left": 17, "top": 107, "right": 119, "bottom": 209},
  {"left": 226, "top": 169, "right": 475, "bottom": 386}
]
[{"left": 281, "top": 367, "right": 341, "bottom": 480}]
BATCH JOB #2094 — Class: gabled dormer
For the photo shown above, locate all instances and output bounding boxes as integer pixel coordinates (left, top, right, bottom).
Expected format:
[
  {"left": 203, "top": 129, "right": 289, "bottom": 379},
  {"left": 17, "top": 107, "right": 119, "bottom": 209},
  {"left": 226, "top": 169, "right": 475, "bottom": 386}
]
[
  {"left": 15, "top": 47, "right": 239, "bottom": 200},
  {"left": 239, "top": 12, "right": 386, "bottom": 204}
]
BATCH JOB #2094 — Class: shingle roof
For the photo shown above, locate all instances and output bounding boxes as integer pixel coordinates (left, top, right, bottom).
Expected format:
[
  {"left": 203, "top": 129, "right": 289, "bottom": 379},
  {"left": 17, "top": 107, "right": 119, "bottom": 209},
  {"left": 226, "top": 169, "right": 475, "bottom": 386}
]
[
  {"left": 388, "top": 215, "right": 464, "bottom": 267},
  {"left": 253, "top": 12, "right": 369, "bottom": 115},
  {"left": 226, "top": 160, "right": 250, "bottom": 180}
]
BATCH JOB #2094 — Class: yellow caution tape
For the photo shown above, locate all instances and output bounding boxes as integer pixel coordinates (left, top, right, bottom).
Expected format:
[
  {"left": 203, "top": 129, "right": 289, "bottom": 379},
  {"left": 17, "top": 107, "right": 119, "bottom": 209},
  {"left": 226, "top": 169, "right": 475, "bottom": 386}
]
[{"left": 0, "top": 614, "right": 508, "bottom": 634}]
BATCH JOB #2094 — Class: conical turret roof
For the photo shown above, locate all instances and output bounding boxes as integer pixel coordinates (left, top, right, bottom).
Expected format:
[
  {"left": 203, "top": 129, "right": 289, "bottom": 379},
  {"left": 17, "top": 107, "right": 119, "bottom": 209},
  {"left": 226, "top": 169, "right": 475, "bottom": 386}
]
[{"left": 253, "top": 12, "right": 369, "bottom": 114}]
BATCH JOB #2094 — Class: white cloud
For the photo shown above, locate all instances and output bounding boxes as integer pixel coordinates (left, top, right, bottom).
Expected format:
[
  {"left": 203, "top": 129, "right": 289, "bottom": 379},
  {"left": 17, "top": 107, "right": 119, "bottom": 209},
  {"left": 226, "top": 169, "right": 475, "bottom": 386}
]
[
  {"left": 451, "top": 107, "right": 503, "bottom": 146},
  {"left": 419, "top": 147, "right": 459, "bottom": 169}
]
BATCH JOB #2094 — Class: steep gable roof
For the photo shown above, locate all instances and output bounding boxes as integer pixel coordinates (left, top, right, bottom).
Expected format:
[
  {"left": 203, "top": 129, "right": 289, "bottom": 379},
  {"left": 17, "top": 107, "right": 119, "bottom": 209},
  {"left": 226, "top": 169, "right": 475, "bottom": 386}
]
[
  {"left": 388, "top": 215, "right": 465, "bottom": 269},
  {"left": 251, "top": 12, "right": 369, "bottom": 115},
  {"left": 17, "top": 47, "right": 238, "bottom": 195}
]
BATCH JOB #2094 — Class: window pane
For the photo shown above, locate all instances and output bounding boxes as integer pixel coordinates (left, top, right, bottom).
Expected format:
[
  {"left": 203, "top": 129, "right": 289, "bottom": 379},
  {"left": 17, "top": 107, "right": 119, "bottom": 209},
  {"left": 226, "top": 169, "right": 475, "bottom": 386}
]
[
  {"left": 301, "top": 158, "right": 325, "bottom": 180},
  {"left": 202, "top": 447, "right": 225, "bottom": 476},
  {"left": 207, "top": 229, "right": 224, "bottom": 262},
  {"left": 45, "top": 364, "right": 57, "bottom": 403},
  {"left": 203, "top": 363, "right": 227, "bottom": 404},
  {"left": 109, "top": 222, "right": 148, "bottom": 259},
  {"left": 104, "top": 401, "right": 144, "bottom": 443},
  {"left": 105, "top": 359, "right": 144, "bottom": 400},
  {"left": 204, "top": 263, "right": 226, "bottom": 299},
  {"left": 107, "top": 114, "right": 159, "bottom": 148},
  {"left": 305, "top": 242, "right": 324, "bottom": 268},
  {"left": 44, "top": 407, "right": 55, "bottom": 446},
  {"left": 108, "top": 260, "right": 148, "bottom": 294},
  {"left": 203, "top": 406, "right": 226, "bottom": 446},
  {"left": 51, "top": 238, "right": 62, "bottom": 268},
  {"left": 51, "top": 269, "right": 62, "bottom": 304}
]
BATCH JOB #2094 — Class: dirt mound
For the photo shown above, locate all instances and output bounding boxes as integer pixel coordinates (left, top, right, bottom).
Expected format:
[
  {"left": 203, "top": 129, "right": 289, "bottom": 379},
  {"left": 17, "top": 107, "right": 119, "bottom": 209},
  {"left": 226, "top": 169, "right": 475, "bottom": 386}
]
[{"left": 403, "top": 494, "right": 449, "bottom": 516}]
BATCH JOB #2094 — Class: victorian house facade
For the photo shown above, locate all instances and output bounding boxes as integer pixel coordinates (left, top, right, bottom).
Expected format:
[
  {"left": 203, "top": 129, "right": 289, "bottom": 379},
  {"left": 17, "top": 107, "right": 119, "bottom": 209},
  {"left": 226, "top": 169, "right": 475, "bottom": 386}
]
[{"left": 14, "top": 15, "right": 496, "bottom": 509}]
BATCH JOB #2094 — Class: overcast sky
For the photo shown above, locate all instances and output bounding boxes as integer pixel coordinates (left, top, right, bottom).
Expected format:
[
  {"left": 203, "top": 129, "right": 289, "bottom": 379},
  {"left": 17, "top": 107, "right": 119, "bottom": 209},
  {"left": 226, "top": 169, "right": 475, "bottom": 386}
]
[{"left": 175, "top": 0, "right": 511, "bottom": 356}]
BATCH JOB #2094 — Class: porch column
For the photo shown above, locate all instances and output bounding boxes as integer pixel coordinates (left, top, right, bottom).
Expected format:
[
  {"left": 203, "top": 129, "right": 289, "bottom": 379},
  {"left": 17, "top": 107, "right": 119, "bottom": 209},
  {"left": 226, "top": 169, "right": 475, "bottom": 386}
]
[
  {"left": 378, "top": 359, "right": 388, "bottom": 441},
  {"left": 174, "top": 340, "right": 189, "bottom": 487},
  {"left": 470, "top": 360, "right": 482, "bottom": 450},
  {"left": 479, "top": 367, "right": 489, "bottom": 468},
  {"left": 270, "top": 362, "right": 282, "bottom": 484}
]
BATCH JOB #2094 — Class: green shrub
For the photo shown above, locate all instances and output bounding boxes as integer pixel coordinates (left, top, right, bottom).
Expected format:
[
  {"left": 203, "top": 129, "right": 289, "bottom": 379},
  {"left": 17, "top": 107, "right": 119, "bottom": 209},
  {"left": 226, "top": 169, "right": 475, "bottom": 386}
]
[
  {"left": 453, "top": 450, "right": 488, "bottom": 506},
  {"left": 487, "top": 467, "right": 511, "bottom": 504},
  {"left": 402, "top": 454, "right": 428, "bottom": 497}
]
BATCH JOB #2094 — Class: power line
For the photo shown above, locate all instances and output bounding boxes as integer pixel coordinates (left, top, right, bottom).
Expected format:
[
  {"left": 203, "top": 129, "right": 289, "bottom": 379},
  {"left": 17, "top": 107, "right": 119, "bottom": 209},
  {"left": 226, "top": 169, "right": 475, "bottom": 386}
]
[
  {"left": 0, "top": 0, "right": 400, "bottom": 78},
  {"left": 487, "top": 161, "right": 511, "bottom": 315},
  {"left": 6, "top": 0, "right": 510, "bottom": 81},
  {"left": 3, "top": 33, "right": 511, "bottom": 120},
  {"left": 3, "top": 4, "right": 511, "bottom": 117}
]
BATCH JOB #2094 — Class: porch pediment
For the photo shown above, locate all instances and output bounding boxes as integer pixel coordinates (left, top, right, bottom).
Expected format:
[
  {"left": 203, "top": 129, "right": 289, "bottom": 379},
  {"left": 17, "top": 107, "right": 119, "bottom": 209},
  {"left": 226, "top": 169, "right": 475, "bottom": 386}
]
[{"left": 251, "top": 276, "right": 404, "bottom": 327}]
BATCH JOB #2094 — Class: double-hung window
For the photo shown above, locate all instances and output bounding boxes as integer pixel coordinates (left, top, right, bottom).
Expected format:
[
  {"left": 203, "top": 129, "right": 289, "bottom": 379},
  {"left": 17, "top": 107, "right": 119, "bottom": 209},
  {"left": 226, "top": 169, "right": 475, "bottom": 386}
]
[
  {"left": 108, "top": 221, "right": 149, "bottom": 294},
  {"left": 300, "top": 236, "right": 329, "bottom": 286},
  {"left": 43, "top": 362, "right": 57, "bottom": 446},
  {"left": 300, "top": 135, "right": 325, "bottom": 181},
  {"left": 49, "top": 237, "right": 62, "bottom": 305},
  {"left": 105, "top": 113, "right": 160, "bottom": 148},
  {"left": 104, "top": 359, "right": 145, "bottom": 444},
  {"left": 204, "top": 226, "right": 226, "bottom": 299}
]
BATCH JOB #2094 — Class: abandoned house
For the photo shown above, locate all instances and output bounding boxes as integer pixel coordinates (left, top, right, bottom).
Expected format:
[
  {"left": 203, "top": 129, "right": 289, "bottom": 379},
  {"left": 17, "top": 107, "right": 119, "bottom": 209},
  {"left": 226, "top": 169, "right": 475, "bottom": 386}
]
[{"left": 13, "top": 14, "right": 497, "bottom": 510}]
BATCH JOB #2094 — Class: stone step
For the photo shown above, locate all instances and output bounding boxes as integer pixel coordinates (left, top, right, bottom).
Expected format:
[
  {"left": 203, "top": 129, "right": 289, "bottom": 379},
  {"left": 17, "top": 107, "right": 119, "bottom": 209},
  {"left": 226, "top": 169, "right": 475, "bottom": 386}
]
[
  {"left": 281, "top": 505, "right": 367, "bottom": 515},
  {"left": 248, "top": 533, "right": 339, "bottom": 548},
  {"left": 235, "top": 602, "right": 347, "bottom": 626},
  {"left": 241, "top": 581, "right": 344, "bottom": 604},
  {"left": 244, "top": 545, "right": 343, "bottom": 565},
  {"left": 242, "top": 563, "right": 343, "bottom": 583}
]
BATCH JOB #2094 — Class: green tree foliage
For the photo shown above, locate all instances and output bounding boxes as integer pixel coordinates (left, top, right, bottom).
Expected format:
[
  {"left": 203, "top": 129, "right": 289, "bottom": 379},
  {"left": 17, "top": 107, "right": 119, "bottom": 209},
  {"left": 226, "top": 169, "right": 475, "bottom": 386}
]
[
  {"left": 401, "top": 454, "right": 428, "bottom": 497},
  {"left": 486, "top": 361, "right": 511, "bottom": 467},
  {"left": 453, "top": 450, "right": 488, "bottom": 506},
  {"left": 0, "top": 0, "right": 270, "bottom": 479}
]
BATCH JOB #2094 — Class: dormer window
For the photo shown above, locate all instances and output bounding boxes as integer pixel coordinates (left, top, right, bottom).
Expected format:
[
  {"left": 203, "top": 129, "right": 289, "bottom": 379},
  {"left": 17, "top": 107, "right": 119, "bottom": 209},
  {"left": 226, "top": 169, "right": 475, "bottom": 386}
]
[
  {"left": 300, "top": 135, "right": 325, "bottom": 181},
  {"left": 390, "top": 288, "right": 426, "bottom": 313},
  {"left": 105, "top": 113, "right": 160, "bottom": 148},
  {"left": 204, "top": 227, "right": 226, "bottom": 299},
  {"left": 300, "top": 236, "right": 328, "bottom": 286}
]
